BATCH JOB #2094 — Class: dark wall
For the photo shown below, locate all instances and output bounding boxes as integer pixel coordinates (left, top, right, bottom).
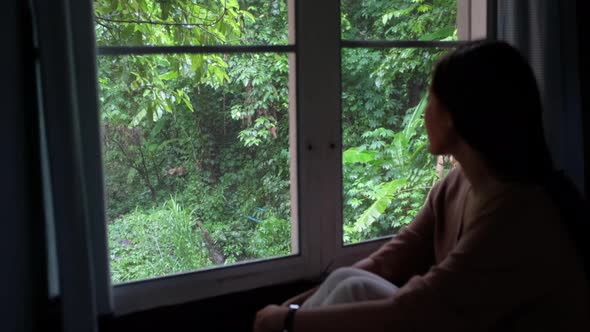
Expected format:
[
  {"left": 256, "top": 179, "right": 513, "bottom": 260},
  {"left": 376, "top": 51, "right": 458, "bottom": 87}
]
[
  {"left": 100, "top": 280, "right": 316, "bottom": 332},
  {"left": 0, "top": 2, "right": 48, "bottom": 331},
  {"left": 579, "top": 0, "right": 589, "bottom": 197}
]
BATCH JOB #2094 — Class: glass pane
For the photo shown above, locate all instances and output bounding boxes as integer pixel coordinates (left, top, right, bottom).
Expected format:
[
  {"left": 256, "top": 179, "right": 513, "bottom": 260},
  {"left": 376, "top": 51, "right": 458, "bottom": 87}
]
[
  {"left": 98, "top": 53, "right": 293, "bottom": 283},
  {"left": 342, "top": 48, "right": 452, "bottom": 245},
  {"left": 341, "top": 0, "right": 461, "bottom": 41},
  {"left": 94, "top": 0, "right": 289, "bottom": 46}
]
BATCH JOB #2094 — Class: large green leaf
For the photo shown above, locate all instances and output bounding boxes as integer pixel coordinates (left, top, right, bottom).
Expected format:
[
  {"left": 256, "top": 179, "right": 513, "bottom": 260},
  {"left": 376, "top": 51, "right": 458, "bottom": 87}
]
[
  {"left": 343, "top": 147, "right": 377, "bottom": 164},
  {"left": 419, "top": 26, "right": 455, "bottom": 41},
  {"left": 354, "top": 178, "right": 408, "bottom": 233},
  {"left": 402, "top": 92, "right": 428, "bottom": 143},
  {"left": 159, "top": 71, "right": 178, "bottom": 81}
]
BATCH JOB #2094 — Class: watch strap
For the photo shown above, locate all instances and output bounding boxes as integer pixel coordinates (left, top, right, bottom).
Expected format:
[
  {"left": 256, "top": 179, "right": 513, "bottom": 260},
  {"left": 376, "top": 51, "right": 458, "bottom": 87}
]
[{"left": 283, "top": 304, "right": 299, "bottom": 332}]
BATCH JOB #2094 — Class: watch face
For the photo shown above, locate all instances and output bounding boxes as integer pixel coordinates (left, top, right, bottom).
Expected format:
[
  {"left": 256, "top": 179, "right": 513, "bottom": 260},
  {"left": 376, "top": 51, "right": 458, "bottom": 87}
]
[{"left": 289, "top": 304, "right": 300, "bottom": 310}]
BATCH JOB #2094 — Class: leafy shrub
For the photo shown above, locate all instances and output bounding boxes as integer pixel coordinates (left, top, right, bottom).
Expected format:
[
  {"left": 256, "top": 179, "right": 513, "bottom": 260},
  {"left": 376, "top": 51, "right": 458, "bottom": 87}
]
[
  {"left": 108, "top": 198, "right": 211, "bottom": 283},
  {"left": 248, "top": 216, "right": 291, "bottom": 258}
]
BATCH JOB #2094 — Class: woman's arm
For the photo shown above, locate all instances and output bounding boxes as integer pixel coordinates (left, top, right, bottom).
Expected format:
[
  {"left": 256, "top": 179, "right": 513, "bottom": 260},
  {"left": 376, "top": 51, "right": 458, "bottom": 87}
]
[
  {"left": 281, "top": 212, "right": 435, "bottom": 308},
  {"left": 256, "top": 207, "right": 544, "bottom": 332},
  {"left": 352, "top": 180, "right": 441, "bottom": 284},
  {"left": 282, "top": 177, "right": 444, "bottom": 308}
]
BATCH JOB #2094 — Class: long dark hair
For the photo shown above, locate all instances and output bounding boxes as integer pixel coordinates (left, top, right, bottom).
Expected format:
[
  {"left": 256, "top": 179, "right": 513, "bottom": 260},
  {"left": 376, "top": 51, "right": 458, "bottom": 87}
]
[{"left": 431, "top": 40, "right": 589, "bottom": 284}]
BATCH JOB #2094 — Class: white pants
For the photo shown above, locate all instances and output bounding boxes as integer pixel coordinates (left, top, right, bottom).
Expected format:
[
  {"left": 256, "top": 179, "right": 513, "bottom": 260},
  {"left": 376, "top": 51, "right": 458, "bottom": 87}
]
[{"left": 302, "top": 267, "right": 399, "bottom": 309}]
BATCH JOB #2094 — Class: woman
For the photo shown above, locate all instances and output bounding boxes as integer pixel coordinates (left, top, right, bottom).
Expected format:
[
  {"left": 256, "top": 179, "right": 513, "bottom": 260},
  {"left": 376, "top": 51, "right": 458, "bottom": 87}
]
[{"left": 254, "top": 41, "right": 589, "bottom": 332}]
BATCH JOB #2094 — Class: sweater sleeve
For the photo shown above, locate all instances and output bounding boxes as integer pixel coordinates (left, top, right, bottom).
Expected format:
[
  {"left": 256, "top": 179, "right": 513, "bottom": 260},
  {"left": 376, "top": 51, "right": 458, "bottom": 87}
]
[
  {"left": 379, "top": 195, "right": 552, "bottom": 331},
  {"left": 355, "top": 179, "right": 441, "bottom": 286}
]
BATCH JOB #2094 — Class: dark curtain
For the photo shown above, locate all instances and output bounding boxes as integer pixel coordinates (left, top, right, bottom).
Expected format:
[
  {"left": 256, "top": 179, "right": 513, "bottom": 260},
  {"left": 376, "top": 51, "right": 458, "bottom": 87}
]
[{"left": 497, "top": 0, "right": 585, "bottom": 195}]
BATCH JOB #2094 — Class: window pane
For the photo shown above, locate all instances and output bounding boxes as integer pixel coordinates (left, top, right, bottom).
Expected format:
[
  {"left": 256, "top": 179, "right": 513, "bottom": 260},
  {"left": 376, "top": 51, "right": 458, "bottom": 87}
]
[
  {"left": 342, "top": 48, "right": 451, "bottom": 245},
  {"left": 94, "top": 0, "right": 289, "bottom": 46},
  {"left": 341, "top": 0, "right": 461, "bottom": 41},
  {"left": 98, "top": 53, "right": 293, "bottom": 283}
]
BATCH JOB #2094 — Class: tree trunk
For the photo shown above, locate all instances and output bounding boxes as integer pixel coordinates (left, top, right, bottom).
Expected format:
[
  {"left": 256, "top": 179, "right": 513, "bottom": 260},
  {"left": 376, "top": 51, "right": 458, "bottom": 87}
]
[
  {"left": 140, "top": 172, "right": 157, "bottom": 200},
  {"left": 193, "top": 220, "right": 225, "bottom": 265},
  {"left": 138, "top": 146, "right": 157, "bottom": 200}
]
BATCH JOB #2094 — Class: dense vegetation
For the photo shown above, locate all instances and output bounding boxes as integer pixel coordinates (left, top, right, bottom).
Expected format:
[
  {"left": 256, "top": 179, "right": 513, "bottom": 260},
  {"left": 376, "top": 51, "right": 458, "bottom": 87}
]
[{"left": 95, "top": 0, "right": 457, "bottom": 283}]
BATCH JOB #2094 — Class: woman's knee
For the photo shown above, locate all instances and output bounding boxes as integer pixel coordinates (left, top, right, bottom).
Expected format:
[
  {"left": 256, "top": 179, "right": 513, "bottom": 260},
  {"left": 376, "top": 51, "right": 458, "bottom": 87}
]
[
  {"left": 323, "top": 267, "right": 365, "bottom": 287},
  {"left": 334, "top": 276, "right": 378, "bottom": 297},
  {"left": 324, "top": 276, "right": 398, "bottom": 305}
]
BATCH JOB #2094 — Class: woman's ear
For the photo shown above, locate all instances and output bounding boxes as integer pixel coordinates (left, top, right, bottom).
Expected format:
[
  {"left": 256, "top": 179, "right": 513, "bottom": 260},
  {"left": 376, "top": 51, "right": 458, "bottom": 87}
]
[
  {"left": 435, "top": 107, "right": 461, "bottom": 156},
  {"left": 446, "top": 116, "right": 454, "bottom": 131},
  {"left": 442, "top": 114, "right": 455, "bottom": 130}
]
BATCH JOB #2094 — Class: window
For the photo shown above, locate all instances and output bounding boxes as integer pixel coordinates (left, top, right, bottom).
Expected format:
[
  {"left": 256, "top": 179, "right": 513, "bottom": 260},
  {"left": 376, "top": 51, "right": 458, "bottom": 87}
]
[
  {"left": 94, "top": 0, "right": 302, "bottom": 313},
  {"left": 89, "top": 0, "right": 490, "bottom": 314}
]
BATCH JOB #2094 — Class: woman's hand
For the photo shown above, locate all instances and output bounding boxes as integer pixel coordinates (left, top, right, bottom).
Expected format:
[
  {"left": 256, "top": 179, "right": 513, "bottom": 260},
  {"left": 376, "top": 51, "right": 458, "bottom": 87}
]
[{"left": 253, "top": 304, "right": 289, "bottom": 332}]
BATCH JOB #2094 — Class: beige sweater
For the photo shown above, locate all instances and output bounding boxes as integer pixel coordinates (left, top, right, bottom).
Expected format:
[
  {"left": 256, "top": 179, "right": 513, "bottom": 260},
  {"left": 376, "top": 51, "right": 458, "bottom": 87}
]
[{"left": 365, "top": 168, "right": 589, "bottom": 331}]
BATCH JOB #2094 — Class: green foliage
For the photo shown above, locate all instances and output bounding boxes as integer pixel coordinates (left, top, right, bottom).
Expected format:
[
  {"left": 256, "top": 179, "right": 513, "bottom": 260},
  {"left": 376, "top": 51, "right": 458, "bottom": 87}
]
[
  {"left": 343, "top": 94, "right": 440, "bottom": 243},
  {"left": 108, "top": 198, "right": 211, "bottom": 283},
  {"left": 248, "top": 216, "right": 291, "bottom": 258},
  {"left": 99, "top": 0, "right": 457, "bottom": 281},
  {"left": 94, "top": 0, "right": 248, "bottom": 46},
  {"left": 341, "top": 0, "right": 457, "bottom": 41},
  {"left": 341, "top": 0, "right": 458, "bottom": 243}
]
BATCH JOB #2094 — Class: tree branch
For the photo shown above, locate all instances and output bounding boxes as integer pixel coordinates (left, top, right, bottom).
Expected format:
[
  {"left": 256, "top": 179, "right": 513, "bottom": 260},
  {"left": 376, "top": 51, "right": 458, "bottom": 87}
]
[
  {"left": 94, "top": 14, "right": 229, "bottom": 44},
  {"left": 108, "top": 134, "right": 141, "bottom": 173},
  {"left": 94, "top": 6, "right": 226, "bottom": 28}
]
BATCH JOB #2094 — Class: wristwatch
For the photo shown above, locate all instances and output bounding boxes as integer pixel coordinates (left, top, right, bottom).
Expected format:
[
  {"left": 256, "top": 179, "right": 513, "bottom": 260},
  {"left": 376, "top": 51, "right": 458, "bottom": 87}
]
[{"left": 283, "top": 304, "right": 300, "bottom": 332}]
